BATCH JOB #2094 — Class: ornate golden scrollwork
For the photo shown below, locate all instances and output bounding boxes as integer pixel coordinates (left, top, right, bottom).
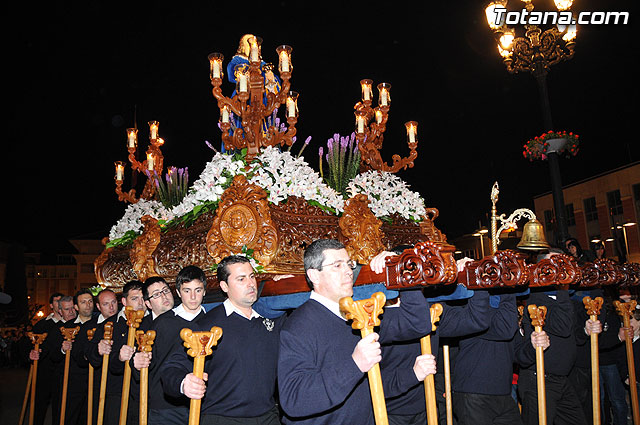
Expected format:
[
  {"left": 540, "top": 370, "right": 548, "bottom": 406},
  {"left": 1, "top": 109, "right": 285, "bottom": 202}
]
[
  {"left": 384, "top": 241, "right": 457, "bottom": 290},
  {"left": 339, "top": 194, "right": 386, "bottom": 265},
  {"left": 129, "top": 215, "right": 161, "bottom": 282},
  {"left": 206, "top": 175, "right": 278, "bottom": 266}
]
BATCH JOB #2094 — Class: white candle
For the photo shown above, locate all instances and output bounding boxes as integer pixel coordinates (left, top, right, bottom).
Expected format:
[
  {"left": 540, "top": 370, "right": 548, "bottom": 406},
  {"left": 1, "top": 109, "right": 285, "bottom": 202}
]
[
  {"left": 375, "top": 110, "right": 383, "bottom": 124},
  {"left": 280, "top": 51, "right": 290, "bottom": 72},
  {"left": 222, "top": 106, "right": 229, "bottom": 123},
  {"left": 357, "top": 116, "right": 365, "bottom": 134},
  {"left": 150, "top": 125, "right": 157, "bottom": 140},
  {"left": 380, "top": 90, "right": 388, "bottom": 106},
  {"left": 250, "top": 44, "right": 259, "bottom": 62},
  {"left": 239, "top": 74, "right": 248, "bottom": 93},
  {"left": 287, "top": 98, "right": 296, "bottom": 117},
  {"left": 127, "top": 133, "right": 136, "bottom": 148},
  {"left": 212, "top": 60, "right": 221, "bottom": 79},
  {"left": 408, "top": 126, "right": 416, "bottom": 143},
  {"left": 115, "top": 163, "right": 124, "bottom": 181},
  {"left": 363, "top": 87, "right": 370, "bottom": 101},
  {"left": 147, "top": 153, "right": 154, "bottom": 171}
]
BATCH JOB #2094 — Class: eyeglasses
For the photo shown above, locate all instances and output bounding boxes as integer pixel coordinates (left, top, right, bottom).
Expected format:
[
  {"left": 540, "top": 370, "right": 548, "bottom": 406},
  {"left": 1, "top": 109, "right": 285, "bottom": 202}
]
[
  {"left": 320, "top": 259, "right": 357, "bottom": 271},
  {"left": 148, "top": 288, "right": 172, "bottom": 300}
]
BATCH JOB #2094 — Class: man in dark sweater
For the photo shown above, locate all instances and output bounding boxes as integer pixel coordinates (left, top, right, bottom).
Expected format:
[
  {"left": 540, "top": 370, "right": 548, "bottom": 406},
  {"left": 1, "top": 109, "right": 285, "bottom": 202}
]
[
  {"left": 517, "top": 286, "right": 586, "bottom": 425},
  {"left": 29, "top": 292, "right": 64, "bottom": 425},
  {"left": 163, "top": 258, "right": 283, "bottom": 424},
  {"left": 278, "top": 239, "right": 431, "bottom": 424}
]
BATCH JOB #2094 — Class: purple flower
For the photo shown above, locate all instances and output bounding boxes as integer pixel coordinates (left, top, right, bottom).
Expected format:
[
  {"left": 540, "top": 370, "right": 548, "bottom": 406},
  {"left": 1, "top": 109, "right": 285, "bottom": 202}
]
[
  {"left": 319, "top": 147, "right": 324, "bottom": 157},
  {"left": 304, "top": 136, "right": 312, "bottom": 145}
]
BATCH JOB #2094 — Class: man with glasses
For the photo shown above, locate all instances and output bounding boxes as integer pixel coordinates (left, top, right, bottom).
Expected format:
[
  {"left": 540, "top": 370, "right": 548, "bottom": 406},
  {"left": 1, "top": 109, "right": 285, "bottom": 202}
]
[
  {"left": 142, "top": 266, "right": 207, "bottom": 425},
  {"left": 278, "top": 239, "right": 431, "bottom": 424}
]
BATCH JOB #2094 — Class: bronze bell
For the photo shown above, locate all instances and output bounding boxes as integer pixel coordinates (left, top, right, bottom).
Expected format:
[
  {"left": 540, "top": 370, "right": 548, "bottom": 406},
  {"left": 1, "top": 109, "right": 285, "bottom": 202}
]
[{"left": 517, "top": 219, "right": 550, "bottom": 251}]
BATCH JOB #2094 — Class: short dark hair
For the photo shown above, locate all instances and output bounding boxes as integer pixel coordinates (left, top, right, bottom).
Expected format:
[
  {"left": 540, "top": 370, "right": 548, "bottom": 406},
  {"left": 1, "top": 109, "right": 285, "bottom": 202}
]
[
  {"left": 303, "top": 239, "right": 345, "bottom": 288},
  {"left": 142, "top": 276, "right": 168, "bottom": 299},
  {"left": 122, "top": 280, "right": 144, "bottom": 298},
  {"left": 73, "top": 289, "right": 93, "bottom": 306},
  {"left": 217, "top": 255, "right": 251, "bottom": 283},
  {"left": 176, "top": 266, "right": 207, "bottom": 291},
  {"left": 49, "top": 292, "right": 64, "bottom": 305}
]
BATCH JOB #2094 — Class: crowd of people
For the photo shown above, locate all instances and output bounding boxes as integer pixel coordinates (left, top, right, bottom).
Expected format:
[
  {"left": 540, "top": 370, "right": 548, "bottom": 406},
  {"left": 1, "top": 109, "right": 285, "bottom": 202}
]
[{"left": 17, "top": 238, "right": 640, "bottom": 425}]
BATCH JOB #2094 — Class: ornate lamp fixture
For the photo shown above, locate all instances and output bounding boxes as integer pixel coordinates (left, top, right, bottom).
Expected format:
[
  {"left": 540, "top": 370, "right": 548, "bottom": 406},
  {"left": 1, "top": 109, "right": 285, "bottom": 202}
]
[
  {"left": 353, "top": 79, "right": 419, "bottom": 173},
  {"left": 208, "top": 34, "right": 296, "bottom": 161},
  {"left": 485, "top": 0, "right": 577, "bottom": 75},
  {"left": 490, "top": 181, "right": 550, "bottom": 254},
  {"left": 114, "top": 121, "right": 165, "bottom": 204}
]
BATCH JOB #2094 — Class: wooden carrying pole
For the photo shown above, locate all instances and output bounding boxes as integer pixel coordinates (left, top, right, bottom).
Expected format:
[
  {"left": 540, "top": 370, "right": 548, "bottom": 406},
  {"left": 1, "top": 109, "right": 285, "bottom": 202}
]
[
  {"left": 420, "top": 303, "right": 443, "bottom": 425},
  {"left": 118, "top": 307, "right": 145, "bottom": 425},
  {"left": 136, "top": 330, "right": 156, "bottom": 425},
  {"left": 340, "top": 292, "right": 388, "bottom": 425},
  {"left": 583, "top": 296, "right": 603, "bottom": 425},
  {"left": 614, "top": 300, "right": 639, "bottom": 425},
  {"left": 59, "top": 326, "right": 81, "bottom": 425},
  {"left": 19, "top": 360, "right": 34, "bottom": 425},
  {"left": 27, "top": 332, "right": 47, "bottom": 425},
  {"left": 181, "top": 326, "right": 223, "bottom": 425},
  {"left": 528, "top": 304, "right": 547, "bottom": 425},
  {"left": 97, "top": 322, "right": 114, "bottom": 425},
  {"left": 87, "top": 328, "right": 96, "bottom": 425},
  {"left": 442, "top": 344, "right": 453, "bottom": 425}
]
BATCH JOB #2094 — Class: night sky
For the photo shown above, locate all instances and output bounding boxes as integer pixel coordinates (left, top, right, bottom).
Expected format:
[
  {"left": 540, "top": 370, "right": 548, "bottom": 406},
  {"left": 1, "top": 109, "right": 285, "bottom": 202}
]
[{"left": 5, "top": 1, "right": 638, "bottom": 254}]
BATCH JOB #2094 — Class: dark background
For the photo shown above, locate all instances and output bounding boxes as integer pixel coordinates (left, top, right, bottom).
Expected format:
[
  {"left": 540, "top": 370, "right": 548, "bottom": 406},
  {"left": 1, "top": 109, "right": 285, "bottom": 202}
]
[{"left": 4, "top": 0, "right": 638, "bottom": 253}]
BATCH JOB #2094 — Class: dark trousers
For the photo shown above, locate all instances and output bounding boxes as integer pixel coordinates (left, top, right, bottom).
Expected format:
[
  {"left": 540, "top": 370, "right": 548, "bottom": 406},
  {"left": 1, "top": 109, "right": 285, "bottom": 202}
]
[
  {"left": 388, "top": 411, "right": 427, "bottom": 425},
  {"left": 600, "top": 364, "right": 628, "bottom": 425},
  {"left": 64, "top": 391, "right": 87, "bottom": 425},
  {"left": 34, "top": 372, "right": 61, "bottom": 425},
  {"left": 103, "top": 394, "right": 121, "bottom": 425},
  {"left": 148, "top": 407, "right": 189, "bottom": 425},
  {"left": 569, "top": 366, "right": 593, "bottom": 424},
  {"left": 518, "top": 369, "right": 587, "bottom": 425},
  {"left": 453, "top": 392, "right": 522, "bottom": 425},
  {"left": 200, "top": 406, "right": 281, "bottom": 425}
]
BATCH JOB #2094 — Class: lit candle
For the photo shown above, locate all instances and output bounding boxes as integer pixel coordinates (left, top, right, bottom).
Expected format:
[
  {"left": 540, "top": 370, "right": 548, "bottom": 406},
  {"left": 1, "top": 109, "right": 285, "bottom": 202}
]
[
  {"left": 280, "top": 51, "right": 290, "bottom": 72},
  {"left": 361, "top": 79, "right": 372, "bottom": 102},
  {"left": 221, "top": 106, "right": 229, "bottom": 123},
  {"left": 239, "top": 73, "right": 248, "bottom": 93},
  {"left": 114, "top": 162, "right": 124, "bottom": 181},
  {"left": 377, "top": 83, "right": 391, "bottom": 107},
  {"left": 405, "top": 121, "right": 418, "bottom": 144},
  {"left": 380, "top": 89, "right": 388, "bottom": 106},
  {"left": 375, "top": 110, "right": 383, "bottom": 124},
  {"left": 212, "top": 60, "right": 221, "bottom": 79},
  {"left": 249, "top": 37, "right": 260, "bottom": 62},
  {"left": 147, "top": 153, "right": 155, "bottom": 171},
  {"left": 126, "top": 128, "right": 137, "bottom": 149},
  {"left": 149, "top": 121, "right": 159, "bottom": 139},
  {"left": 287, "top": 97, "right": 296, "bottom": 118},
  {"left": 356, "top": 115, "right": 365, "bottom": 134},
  {"left": 208, "top": 53, "right": 224, "bottom": 79}
]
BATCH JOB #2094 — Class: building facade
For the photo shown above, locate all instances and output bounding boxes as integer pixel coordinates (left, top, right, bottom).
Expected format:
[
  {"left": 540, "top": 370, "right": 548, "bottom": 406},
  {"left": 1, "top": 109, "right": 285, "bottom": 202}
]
[{"left": 533, "top": 162, "right": 640, "bottom": 263}]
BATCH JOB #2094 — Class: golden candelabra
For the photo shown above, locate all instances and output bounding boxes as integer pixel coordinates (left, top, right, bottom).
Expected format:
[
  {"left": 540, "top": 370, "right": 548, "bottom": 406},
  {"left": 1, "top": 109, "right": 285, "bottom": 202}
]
[
  {"left": 485, "top": 0, "right": 577, "bottom": 75},
  {"left": 354, "top": 79, "right": 419, "bottom": 173},
  {"left": 208, "top": 34, "right": 296, "bottom": 161},
  {"left": 114, "top": 121, "right": 166, "bottom": 204}
]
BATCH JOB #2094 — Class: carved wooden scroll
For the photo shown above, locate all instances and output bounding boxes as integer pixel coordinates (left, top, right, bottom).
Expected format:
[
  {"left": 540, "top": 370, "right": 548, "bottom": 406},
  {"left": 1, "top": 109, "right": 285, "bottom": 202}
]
[
  {"left": 206, "top": 175, "right": 278, "bottom": 266},
  {"left": 527, "top": 253, "right": 581, "bottom": 287},
  {"left": 458, "top": 250, "right": 530, "bottom": 289},
  {"left": 384, "top": 241, "right": 457, "bottom": 290},
  {"left": 339, "top": 194, "right": 386, "bottom": 265},
  {"left": 130, "top": 215, "right": 161, "bottom": 282},
  {"left": 419, "top": 208, "right": 448, "bottom": 243}
]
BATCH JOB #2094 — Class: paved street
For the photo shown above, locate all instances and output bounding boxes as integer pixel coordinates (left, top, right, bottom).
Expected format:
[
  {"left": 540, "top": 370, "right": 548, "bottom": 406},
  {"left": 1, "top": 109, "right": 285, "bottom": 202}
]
[{"left": 0, "top": 366, "right": 51, "bottom": 425}]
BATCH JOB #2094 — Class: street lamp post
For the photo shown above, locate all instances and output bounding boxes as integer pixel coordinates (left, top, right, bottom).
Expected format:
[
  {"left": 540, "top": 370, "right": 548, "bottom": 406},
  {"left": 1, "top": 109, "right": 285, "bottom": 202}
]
[
  {"left": 485, "top": 0, "right": 578, "bottom": 245},
  {"left": 473, "top": 228, "right": 489, "bottom": 259}
]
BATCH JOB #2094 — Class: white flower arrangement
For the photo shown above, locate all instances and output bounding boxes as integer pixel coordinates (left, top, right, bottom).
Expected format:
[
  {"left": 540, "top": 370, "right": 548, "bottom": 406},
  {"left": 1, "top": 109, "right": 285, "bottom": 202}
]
[
  {"left": 108, "top": 147, "right": 426, "bottom": 245},
  {"left": 347, "top": 170, "right": 426, "bottom": 222}
]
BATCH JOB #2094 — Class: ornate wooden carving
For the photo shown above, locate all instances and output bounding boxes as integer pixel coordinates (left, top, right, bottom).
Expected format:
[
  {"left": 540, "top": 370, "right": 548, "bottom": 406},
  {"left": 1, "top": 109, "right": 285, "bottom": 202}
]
[
  {"left": 527, "top": 253, "right": 581, "bottom": 287},
  {"left": 130, "top": 215, "right": 161, "bottom": 282},
  {"left": 583, "top": 296, "right": 603, "bottom": 317},
  {"left": 60, "top": 326, "right": 80, "bottom": 342},
  {"left": 181, "top": 326, "right": 223, "bottom": 358},
  {"left": 206, "top": 175, "right": 278, "bottom": 266},
  {"left": 527, "top": 304, "right": 547, "bottom": 328},
  {"left": 339, "top": 292, "right": 386, "bottom": 331},
  {"left": 419, "top": 208, "right": 448, "bottom": 243},
  {"left": 380, "top": 213, "right": 428, "bottom": 250},
  {"left": 339, "top": 194, "right": 386, "bottom": 265},
  {"left": 384, "top": 241, "right": 457, "bottom": 290},
  {"left": 136, "top": 330, "right": 156, "bottom": 353},
  {"left": 458, "top": 250, "right": 530, "bottom": 289}
]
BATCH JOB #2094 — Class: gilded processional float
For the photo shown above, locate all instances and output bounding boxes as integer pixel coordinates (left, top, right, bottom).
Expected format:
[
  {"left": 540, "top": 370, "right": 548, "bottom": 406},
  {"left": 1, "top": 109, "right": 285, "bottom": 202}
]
[{"left": 96, "top": 34, "right": 640, "bottom": 299}]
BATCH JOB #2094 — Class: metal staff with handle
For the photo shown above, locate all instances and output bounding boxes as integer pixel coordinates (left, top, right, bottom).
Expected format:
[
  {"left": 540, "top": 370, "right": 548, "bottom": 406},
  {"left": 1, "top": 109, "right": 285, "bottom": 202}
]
[
  {"left": 136, "top": 330, "right": 156, "bottom": 425},
  {"left": 528, "top": 304, "right": 547, "bottom": 425},
  {"left": 59, "top": 326, "right": 81, "bottom": 425},
  {"left": 87, "top": 328, "right": 96, "bottom": 425},
  {"left": 420, "top": 303, "right": 443, "bottom": 425},
  {"left": 27, "top": 332, "right": 47, "bottom": 425},
  {"left": 19, "top": 362, "right": 33, "bottom": 425},
  {"left": 613, "top": 299, "right": 639, "bottom": 425},
  {"left": 339, "top": 291, "right": 388, "bottom": 425},
  {"left": 119, "top": 307, "right": 145, "bottom": 425},
  {"left": 181, "top": 326, "right": 223, "bottom": 425},
  {"left": 583, "top": 296, "right": 603, "bottom": 425},
  {"left": 97, "top": 322, "right": 114, "bottom": 425}
]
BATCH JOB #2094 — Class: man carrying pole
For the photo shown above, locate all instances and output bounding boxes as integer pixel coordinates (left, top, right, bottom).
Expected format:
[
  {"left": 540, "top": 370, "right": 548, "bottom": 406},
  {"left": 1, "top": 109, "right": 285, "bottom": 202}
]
[{"left": 277, "top": 239, "right": 430, "bottom": 424}]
